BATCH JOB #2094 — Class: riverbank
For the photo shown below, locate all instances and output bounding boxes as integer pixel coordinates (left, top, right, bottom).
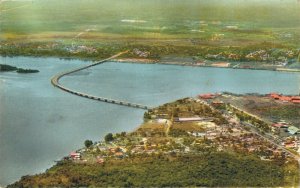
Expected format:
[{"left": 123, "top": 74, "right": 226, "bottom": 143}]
[
  {"left": 2, "top": 53, "right": 300, "bottom": 73},
  {"left": 1, "top": 40, "right": 300, "bottom": 74},
  {"left": 9, "top": 95, "right": 300, "bottom": 187},
  {"left": 113, "top": 58, "right": 300, "bottom": 73}
]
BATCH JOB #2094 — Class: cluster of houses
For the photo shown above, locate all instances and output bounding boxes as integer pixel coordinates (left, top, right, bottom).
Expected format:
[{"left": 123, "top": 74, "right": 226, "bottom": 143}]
[
  {"left": 268, "top": 93, "right": 300, "bottom": 104},
  {"left": 205, "top": 52, "right": 243, "bottom": 61},
  {"left": 197, "top": 93, "right": 226, "bottom": 107},
  {"left": 272, "top": 120, "right": 300, "bottom": 135},
  {"left": 284, "top": 50, "right": 295, "bottom": 58},
  {"left": 189, "top": 122, "right": 242, "bottom": 140},
  {"left": 245, "top": 49, "right": 297, "bottom": 63},
  {"left": 215, "top": 133, "right": 287, "bottom": 160},
  {"left": 273, "top": 56, "right": 288, "bottom": 66},
  {"left": 66, "top": 96, "right": 299, "bottom": 165},
  {"left": 227, "top": 53, "right": 241, "bottom": 60},
  {"left": 205, "top": 52, "right": 240, "bottom": 61},
  {"left": 272, "top": 122, "right": 300, "bottom": 154},
  {"left": 133, "top": 48, "right": 150, "bottom": 58},
  {"left": 68, "top": 143, "right": 128, "bottom": 164},
  {"left": 183, "top": 111, "right": 291, "bottom": 160},
  {"left": 205, "top": 48, "right": 296, "bottom": 64},
  {"left": 69, "top": 152, "right": 81, "bottom": 160},
  {"left": 66, "top": 45, "right": 98, "bottom": 54},
  {"left": 245, "top": 50, "right": 269, "bottom": 61},
  {"left": 282, "top": 136, "right": 300, "bottom": 154},
  {"left": 196, "top": 116, "right": 296, "bottom": 160}
]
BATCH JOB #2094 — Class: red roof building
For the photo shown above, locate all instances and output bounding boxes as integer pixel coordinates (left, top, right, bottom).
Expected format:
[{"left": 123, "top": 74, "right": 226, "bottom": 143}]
[
  {"left": 96, "top": 156, "right": 105, "bottom": 164},
  {"left": 292, "top": 99, "right": 300, "bottom": 104},
  {"left": 269, "top": 93, "right": 281, "bottom": 99},
  {"left": 115, "top": 152, "right": 124, "bottom": 159},
  {"left": 212, "top": 100, "right": 224, "bottom": 106},
  {"left": 272, "top": 123, "right": 288, "bottom": 128},
  {"left": 70, "top": 152, "right": 81, "bottom": 160},
  {"left": 268, "top": 93, "right": 298, "bottom": 103},
  {"left": 291, "top": 96, "right": 300, "bottom": 100},
  {"left": 279, "top": 96, "right": 292, "bottom": 102},
  {"left": 199, "top": 93, "right": 215, "bottom": 99}
]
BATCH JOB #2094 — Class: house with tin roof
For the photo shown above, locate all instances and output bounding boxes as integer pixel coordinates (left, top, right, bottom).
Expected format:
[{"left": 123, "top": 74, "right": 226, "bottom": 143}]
[{"left": 288, "top": 126, "right": 300, "bottom": 135}]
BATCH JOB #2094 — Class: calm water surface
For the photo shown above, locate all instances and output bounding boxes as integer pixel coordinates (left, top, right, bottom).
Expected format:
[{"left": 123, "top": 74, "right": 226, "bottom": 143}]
[{"left": 0, "top": 56, "right": 299, "bottom": 186}]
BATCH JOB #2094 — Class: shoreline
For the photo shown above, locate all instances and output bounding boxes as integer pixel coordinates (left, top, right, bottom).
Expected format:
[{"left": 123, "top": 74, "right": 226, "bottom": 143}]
[
  {"left": 112, "top": 58, "right": 300, "bottom": 73},
  {"left": 1, "top": 54, "right": 300, "bottom": 73}
]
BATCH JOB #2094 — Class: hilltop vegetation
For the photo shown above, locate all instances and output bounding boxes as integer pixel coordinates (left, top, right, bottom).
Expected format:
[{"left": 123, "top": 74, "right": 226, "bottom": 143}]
[{"left": 9, "top": 152, "right": 293, "bottom": 187}]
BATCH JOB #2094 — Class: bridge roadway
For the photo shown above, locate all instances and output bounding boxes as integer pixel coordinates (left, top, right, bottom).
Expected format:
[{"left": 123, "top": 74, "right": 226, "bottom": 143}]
[{"left": 51, "top": 51, "right": 150, "bottom": 110}]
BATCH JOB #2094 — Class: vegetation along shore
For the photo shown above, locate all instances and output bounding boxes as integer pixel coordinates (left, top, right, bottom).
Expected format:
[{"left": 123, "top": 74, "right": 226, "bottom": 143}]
[
  {"left": 1, "top": 43, "right": 300, "bottom": 72},
  {"left": 0, "top": 64, "right": 39, "bottom": 73}
]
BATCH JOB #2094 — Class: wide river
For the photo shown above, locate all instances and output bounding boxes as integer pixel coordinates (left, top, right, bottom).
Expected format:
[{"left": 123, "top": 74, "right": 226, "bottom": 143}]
[{"left": 0, "top": 56, "right": 299, "bottom": 186}]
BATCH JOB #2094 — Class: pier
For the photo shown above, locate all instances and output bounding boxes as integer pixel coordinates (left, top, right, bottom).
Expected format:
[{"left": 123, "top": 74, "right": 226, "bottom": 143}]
[{"left": 51, "top": 51, "right": 150, "bottom": 110}]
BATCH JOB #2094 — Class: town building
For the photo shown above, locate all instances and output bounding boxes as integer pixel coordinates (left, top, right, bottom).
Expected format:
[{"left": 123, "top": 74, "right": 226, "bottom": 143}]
[
  {"left": 70, "top": 152, "right": 81, "bottom": 160},
  {"left": 288, "top": 126, "right": 300, "bottom": 135}
]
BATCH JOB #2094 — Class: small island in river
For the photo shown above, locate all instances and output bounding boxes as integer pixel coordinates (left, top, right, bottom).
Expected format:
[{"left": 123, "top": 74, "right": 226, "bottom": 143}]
[
  {"left": 0, "top": 64, "right": 39, "bottom": 73},
  {"left": 9, "top": 93, "right": 300, "bottom": 187}
]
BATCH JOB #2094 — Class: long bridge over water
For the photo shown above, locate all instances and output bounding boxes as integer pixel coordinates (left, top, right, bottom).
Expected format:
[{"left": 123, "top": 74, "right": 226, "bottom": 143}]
[{"left": 51, "top": 51, "right": 150, "bottom": 110}]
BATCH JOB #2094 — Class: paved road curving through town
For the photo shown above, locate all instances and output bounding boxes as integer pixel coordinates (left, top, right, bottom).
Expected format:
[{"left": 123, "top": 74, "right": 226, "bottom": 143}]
[{"left": 51, "top": 51, "right": 150, "bottom": 110}]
